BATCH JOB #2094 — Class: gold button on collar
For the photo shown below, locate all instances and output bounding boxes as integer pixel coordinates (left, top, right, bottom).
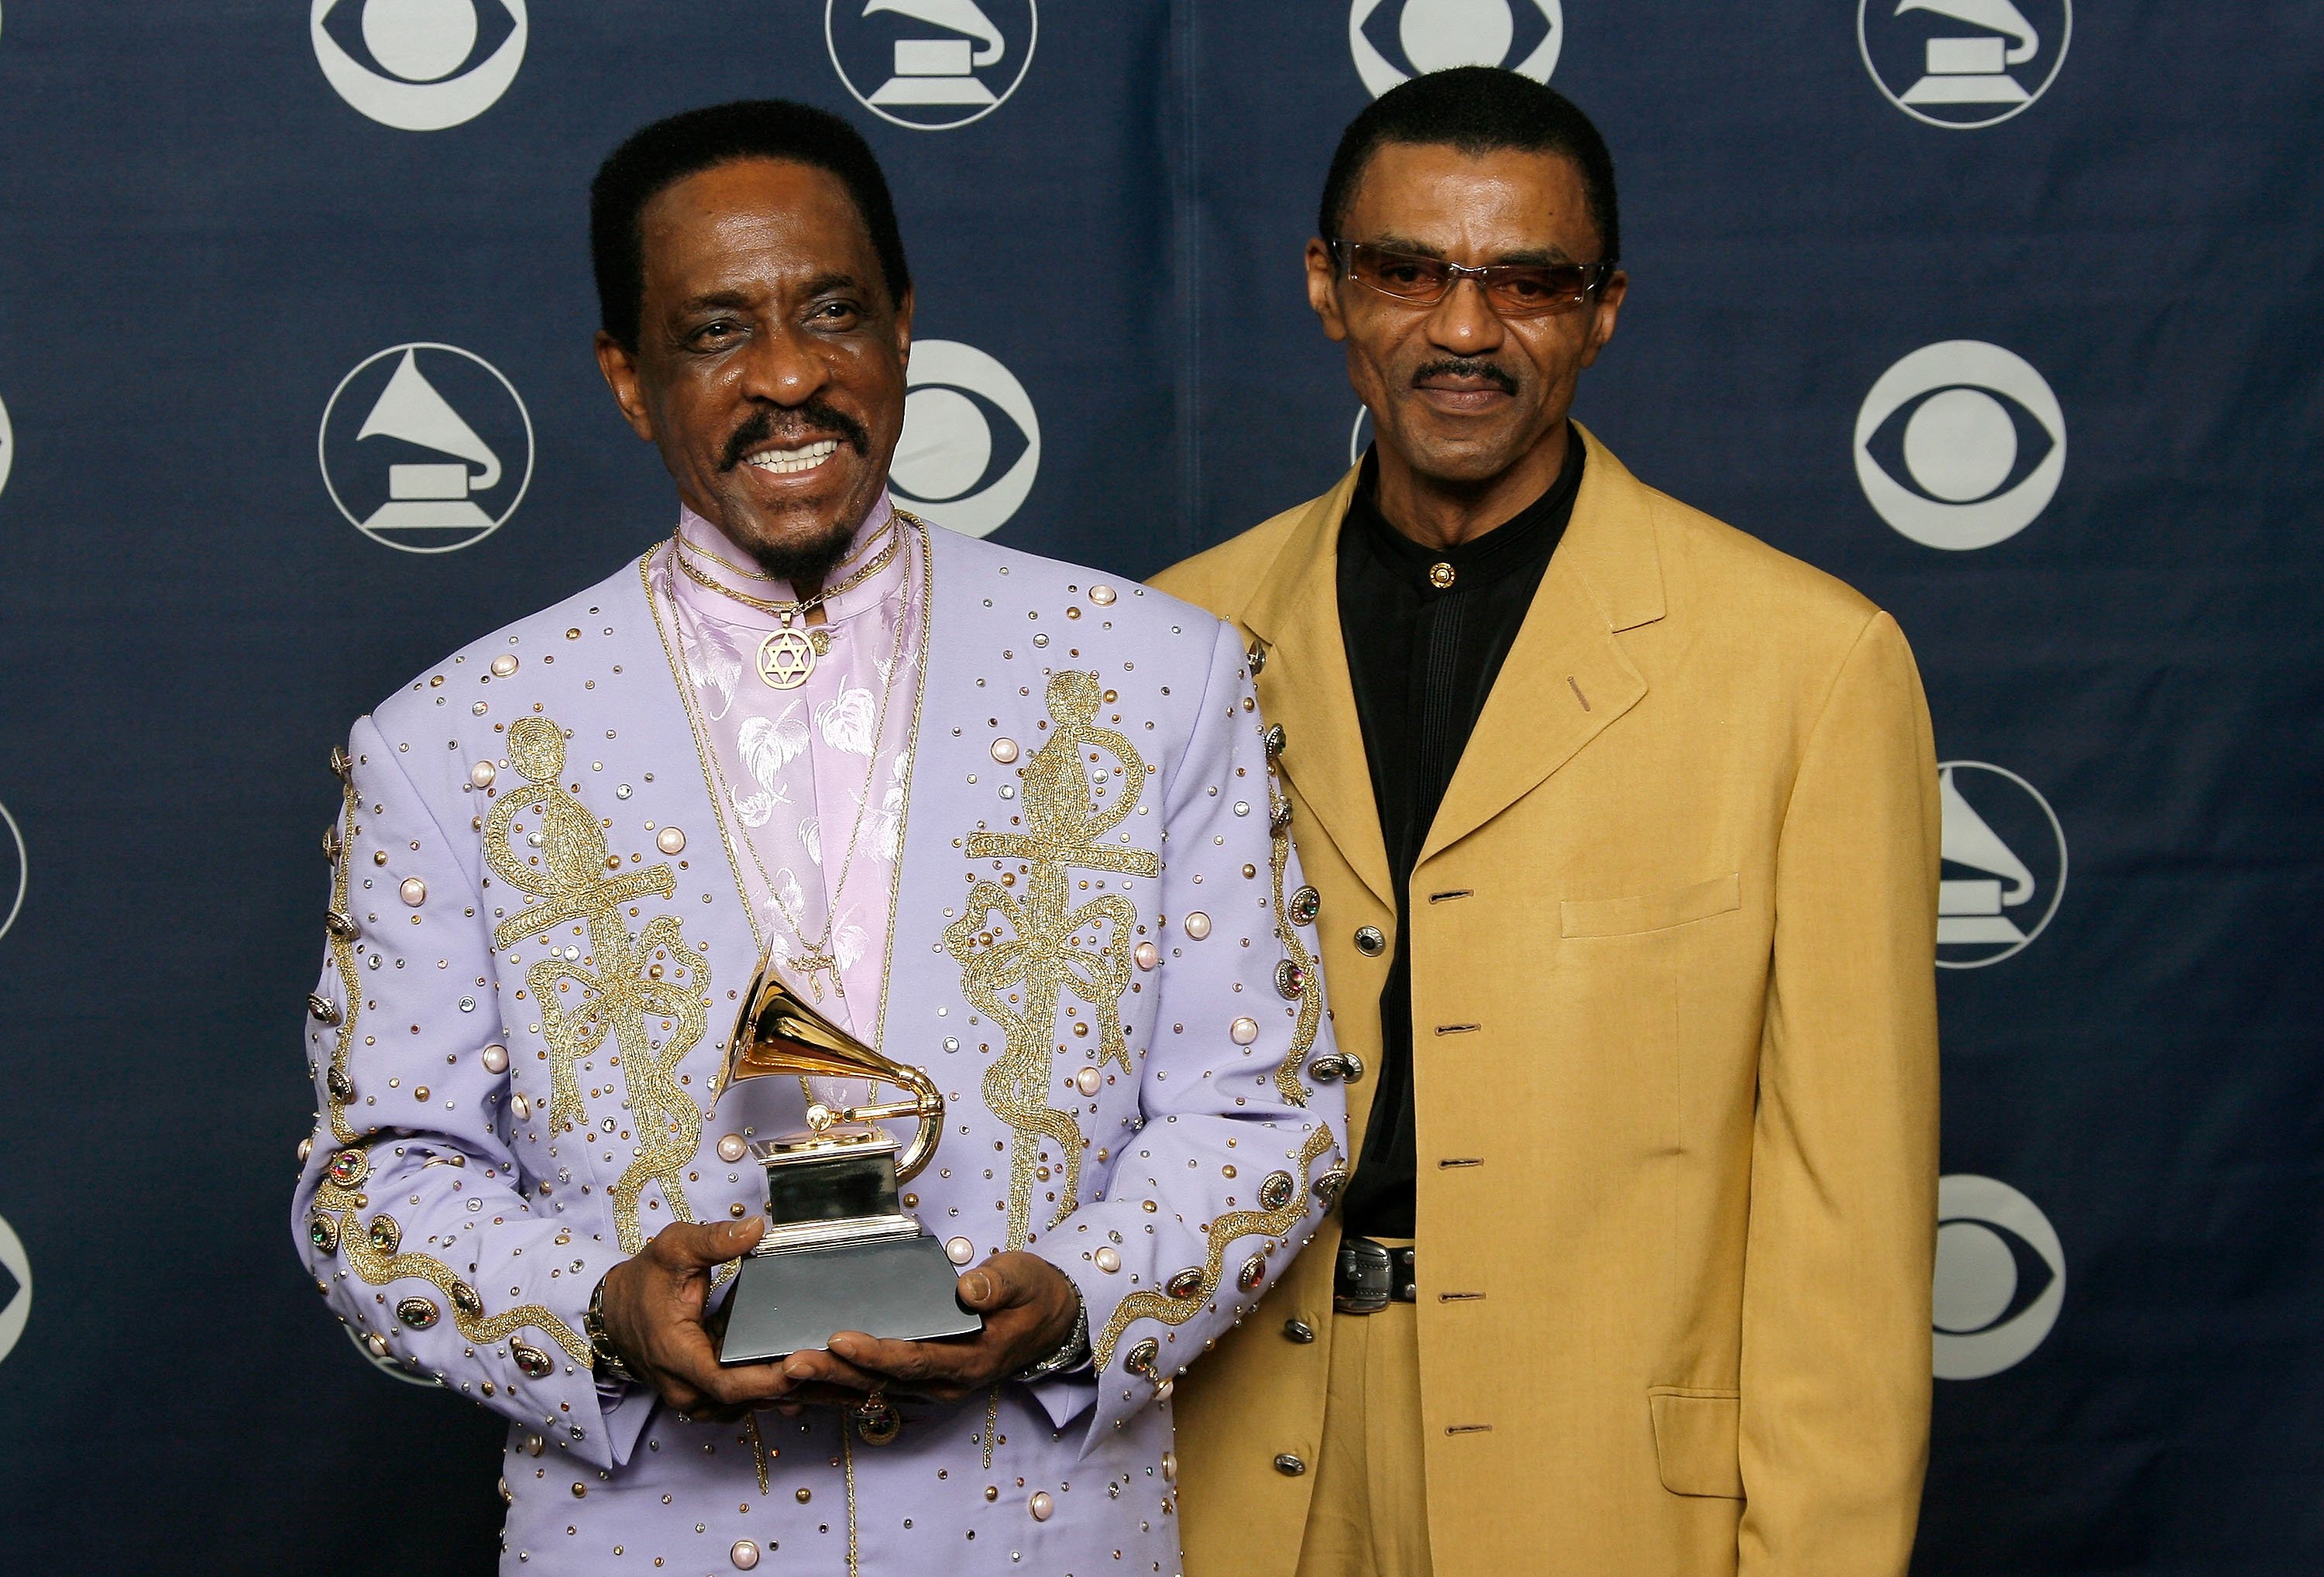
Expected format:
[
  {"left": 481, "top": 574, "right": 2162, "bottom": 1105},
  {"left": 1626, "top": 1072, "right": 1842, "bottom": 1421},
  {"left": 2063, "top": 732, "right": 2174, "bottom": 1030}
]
[{"left": 1428, "top": 562, "right": 1456, "bottom": 589}]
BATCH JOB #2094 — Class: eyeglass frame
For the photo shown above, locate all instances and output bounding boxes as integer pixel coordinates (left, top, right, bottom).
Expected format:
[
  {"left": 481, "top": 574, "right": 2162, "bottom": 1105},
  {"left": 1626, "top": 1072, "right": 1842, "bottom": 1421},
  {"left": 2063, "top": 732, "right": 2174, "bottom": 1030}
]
[{"left": 1328, "top": 239, "right": 1619, "bottom": 318}]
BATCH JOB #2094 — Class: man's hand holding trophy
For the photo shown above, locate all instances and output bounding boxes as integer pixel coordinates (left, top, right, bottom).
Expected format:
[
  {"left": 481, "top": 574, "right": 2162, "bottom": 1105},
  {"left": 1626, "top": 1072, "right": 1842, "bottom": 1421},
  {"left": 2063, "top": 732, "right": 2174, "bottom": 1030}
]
[{"left": 590, "top": 950, "right": 1085, "bottom": 1428}]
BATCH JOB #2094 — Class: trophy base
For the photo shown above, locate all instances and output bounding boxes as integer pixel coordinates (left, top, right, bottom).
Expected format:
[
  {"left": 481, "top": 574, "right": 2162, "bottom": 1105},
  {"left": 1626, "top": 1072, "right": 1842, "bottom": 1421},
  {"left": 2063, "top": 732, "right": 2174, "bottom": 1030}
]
[{"left": 717, "top": 1233, "right": 983, "bottom": 1365}]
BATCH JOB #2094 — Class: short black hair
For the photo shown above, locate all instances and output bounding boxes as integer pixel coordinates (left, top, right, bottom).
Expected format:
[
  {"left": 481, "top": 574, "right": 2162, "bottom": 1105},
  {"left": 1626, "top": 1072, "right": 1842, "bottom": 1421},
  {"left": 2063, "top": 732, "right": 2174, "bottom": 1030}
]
[
  {"left": 1318, "top": 67, "right": 1620, "bottom": 266},
  {"left": 590, "top": 99, "right": 911, "bottom": 351}
]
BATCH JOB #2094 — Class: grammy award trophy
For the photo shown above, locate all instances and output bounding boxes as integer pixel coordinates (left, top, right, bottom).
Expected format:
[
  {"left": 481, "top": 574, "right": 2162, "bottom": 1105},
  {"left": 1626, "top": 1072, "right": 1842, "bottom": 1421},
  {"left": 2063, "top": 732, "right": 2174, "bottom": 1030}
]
[{"left": 713, "top": 956, "right": 983, "bottom": 1366}]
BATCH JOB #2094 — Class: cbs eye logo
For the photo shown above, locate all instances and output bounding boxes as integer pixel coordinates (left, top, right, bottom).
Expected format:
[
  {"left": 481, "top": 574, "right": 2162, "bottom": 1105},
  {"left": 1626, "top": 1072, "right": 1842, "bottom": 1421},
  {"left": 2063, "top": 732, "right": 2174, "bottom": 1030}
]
[
  {"left": 1934, "top": 1173, "right": 2065, "bottom": 1379},
  {"left": 1349, "top": 0, "right": 1562, "bottom": 98},
  {"left": 0, "top": 1209, "right": 29, "bottom": 1368},
  {"left": 1856, "top": 340, "right": 2065, "bottom": 550},
  {"left": 312, "top": 0, "right": 528, "bottom": 132},
  {"left": 891, "top": 339, "right": 1040, "bottom": 538},
  {"left": 0, "top": 796, "right": 22, "bottom": 946}
]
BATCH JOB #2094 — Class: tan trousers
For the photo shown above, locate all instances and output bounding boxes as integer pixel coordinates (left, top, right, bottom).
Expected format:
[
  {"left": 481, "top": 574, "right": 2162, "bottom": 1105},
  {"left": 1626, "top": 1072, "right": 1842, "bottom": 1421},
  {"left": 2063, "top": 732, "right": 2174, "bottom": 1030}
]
[{"left": 1291, "top": 1245, "right": 1434, "bottom": 1577}]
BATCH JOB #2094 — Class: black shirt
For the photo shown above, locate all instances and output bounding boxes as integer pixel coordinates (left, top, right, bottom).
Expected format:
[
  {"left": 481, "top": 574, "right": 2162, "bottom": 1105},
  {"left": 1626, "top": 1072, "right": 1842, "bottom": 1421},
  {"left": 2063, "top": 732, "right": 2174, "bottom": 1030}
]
[{"left": 1335, "top": 429, "right": 1585, "bottom": 1238}]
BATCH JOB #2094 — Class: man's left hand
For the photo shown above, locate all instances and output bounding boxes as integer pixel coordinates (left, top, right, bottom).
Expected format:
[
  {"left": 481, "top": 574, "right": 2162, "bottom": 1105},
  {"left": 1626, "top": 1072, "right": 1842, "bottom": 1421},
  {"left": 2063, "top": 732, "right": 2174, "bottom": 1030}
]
[{"left": 779, "top": 1251, "right": 1081, "bottom": 1405}]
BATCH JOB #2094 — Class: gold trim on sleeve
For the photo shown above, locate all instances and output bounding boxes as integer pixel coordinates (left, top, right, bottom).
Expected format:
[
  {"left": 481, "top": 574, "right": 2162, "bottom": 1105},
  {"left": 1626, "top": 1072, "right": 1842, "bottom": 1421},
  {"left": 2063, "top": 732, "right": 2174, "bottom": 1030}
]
[
  {"left": 1267, "top": 775, "right": 1323, "bottom": 1107},
  {"left": 1092, "top": 1122, "right": 1337, "bottom": 1371},
  {"left": 323, "top": 772, "right": 367, "bottom": 1145},
  {"left": 310, "top": 1146, "right": 591, "bottom": 1365}
]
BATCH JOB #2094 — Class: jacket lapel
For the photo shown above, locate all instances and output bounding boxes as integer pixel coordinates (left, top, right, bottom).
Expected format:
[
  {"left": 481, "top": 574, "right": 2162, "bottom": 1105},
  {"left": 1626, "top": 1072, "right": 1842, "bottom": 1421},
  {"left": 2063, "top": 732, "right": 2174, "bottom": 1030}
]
[
  {"left": 1239, "top": 469, "right": 1396, "bottom": 910},
  {"left": 1416, "top": 425, "right": 1666, "bottom": 866}
]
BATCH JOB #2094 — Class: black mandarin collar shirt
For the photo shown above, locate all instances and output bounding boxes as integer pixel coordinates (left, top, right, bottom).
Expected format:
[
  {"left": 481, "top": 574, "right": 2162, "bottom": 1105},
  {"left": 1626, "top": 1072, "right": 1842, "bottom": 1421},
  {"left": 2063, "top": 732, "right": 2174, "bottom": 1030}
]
[{"left": 1334, "top": 429, "right": 1585, "bottom": 1239}]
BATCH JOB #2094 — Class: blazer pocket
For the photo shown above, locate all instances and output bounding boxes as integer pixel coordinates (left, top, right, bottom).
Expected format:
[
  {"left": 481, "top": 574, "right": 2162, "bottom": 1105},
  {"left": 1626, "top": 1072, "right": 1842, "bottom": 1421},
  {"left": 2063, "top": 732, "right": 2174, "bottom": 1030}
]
[
  {"left": 1648, "top": 1387, "right": 1745, "bottom": 1500},
  {"left": 1561, "top": 873, "right": 1741, "bottom": 940}
]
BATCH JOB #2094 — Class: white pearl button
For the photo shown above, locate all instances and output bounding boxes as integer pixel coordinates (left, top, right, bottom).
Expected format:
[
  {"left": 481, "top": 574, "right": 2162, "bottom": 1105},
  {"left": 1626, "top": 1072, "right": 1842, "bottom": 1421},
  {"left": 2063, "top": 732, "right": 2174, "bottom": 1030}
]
[
  {"left": 1075, "top": 1066, "right": 1102, "bottom": 1096},
  {"left": 490, "top": 654, "right": 518, "bottom": 677},
  {"left": 717, "top": 1133, "right": 748, "bottom": 1163},
  {"left": 1030, "top": 1491, "right": 1054, "bottom": 1522},
  {"left": 991, "top": 737, "right": 1020, "bottom": 764},
  {"left": 1090, "top": 584, "right": 1116, "bottom": 605},
  {"left": 511, "top": 1092, "right": 531, "bottom": 1120},
  {"left": 1135, "top": 942, "right": 1160, "bottom": 970},
  {"left": 469, "top": 760, "right": 496, "bottom": 788},
  {"left": 480, "top": 1044, "right": 509, "bottom": 1074},
  {"left": 1095, "top": 1246, "right": 1121, "bottom": 1273},
  {"left": 655, "top": 827, "right": 686, "bottom": 855},
  {"left": 1182, "top": 912, "right": 1211, "bottom": 940},
  {"left": 945, "top": 1236, "right": 975, "bottom": 1265},
  {"left": 731, "top": 1540, "right": 760, "bottom": 1570},
  {"left": 1230, "top": 1017, "right": 1260, "bottom": 1045},
  {"left": 399, "top": 877, "right": 428, "bottom": 907}
]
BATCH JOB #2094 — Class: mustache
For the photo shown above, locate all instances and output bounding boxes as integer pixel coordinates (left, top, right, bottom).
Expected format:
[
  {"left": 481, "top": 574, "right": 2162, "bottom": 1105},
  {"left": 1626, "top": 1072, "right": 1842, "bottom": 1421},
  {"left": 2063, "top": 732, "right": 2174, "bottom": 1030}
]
[
  {"left": 718, "top": 400, "right": 871, "bottom": 472},
  {"left": 1411, "top": 359, "right": 1519, "bottom": 394}
]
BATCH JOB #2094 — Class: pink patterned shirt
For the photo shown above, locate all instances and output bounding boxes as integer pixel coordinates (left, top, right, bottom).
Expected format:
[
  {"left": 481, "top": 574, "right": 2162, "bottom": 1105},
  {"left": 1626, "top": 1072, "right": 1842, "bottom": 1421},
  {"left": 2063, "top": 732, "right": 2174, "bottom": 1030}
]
[{"left": 647, "top": 495, "right": 923, "bottom": 1048}]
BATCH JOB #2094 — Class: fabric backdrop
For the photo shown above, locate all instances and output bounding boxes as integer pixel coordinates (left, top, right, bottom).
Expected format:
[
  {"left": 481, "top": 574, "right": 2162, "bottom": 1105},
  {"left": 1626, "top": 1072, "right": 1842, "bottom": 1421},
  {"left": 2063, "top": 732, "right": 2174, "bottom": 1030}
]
[{"left": 0, "top": 4, "right": 2317, "bottom": 1572}]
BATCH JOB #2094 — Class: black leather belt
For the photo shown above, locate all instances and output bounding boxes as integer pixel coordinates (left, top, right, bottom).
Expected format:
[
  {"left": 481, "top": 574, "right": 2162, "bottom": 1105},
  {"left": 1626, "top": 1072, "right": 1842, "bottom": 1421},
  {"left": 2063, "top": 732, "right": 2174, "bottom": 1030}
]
[{"left": 1334, "top": 1235, "right": 1416, "bottom": 1314}]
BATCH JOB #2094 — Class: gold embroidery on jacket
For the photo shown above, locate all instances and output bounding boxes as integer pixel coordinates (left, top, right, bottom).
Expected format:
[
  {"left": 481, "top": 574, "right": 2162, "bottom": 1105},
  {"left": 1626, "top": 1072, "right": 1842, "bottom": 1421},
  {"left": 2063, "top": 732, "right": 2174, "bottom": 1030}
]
[
  {"left": 1093, "top": 1123, "right": 1337, "bottom": 1371},
  {"left": 311, "top": 1151, "right": 591, "bottom": 1365},
  {"left": 947, "top": 670, "right": 1161, "bottom": 1249},
  {"left": 324, "top": 774, "right": 366, "bottom": 1144},
  {"left": 1267, "top": 775, "right": 1322, "bottom": 1106},
  {"left": 486, "top": 716, "right": 713, "bottom": 1254}
]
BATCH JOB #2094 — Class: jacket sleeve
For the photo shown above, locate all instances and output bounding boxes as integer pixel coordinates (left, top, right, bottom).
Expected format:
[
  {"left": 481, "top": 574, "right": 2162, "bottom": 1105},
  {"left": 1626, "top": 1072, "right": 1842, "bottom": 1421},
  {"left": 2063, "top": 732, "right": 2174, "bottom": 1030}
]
[
  {"left": 1033, "top": 619, "right": 1347, "bottom": 1451},
  {"left": 1738, "top": 610, "right": 1941, "bottom": 1574},
  {"left": 290, "top": 714, "right": 647, "bottom": 1472}
]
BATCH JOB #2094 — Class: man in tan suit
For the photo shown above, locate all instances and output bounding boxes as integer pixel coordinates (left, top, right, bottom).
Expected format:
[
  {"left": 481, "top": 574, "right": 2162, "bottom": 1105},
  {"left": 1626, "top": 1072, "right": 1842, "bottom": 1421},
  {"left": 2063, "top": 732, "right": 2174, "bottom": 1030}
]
[{"left": 1152, "top": 68, "right": 1941, "bottom": 1577}]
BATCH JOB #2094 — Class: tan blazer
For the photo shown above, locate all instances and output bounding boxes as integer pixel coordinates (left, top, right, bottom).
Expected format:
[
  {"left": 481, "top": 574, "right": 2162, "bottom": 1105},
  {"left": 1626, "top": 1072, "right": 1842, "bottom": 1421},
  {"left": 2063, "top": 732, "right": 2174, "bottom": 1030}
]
[{"left": 1150, "top": 428, "right": 1941, "bottom": 1577}]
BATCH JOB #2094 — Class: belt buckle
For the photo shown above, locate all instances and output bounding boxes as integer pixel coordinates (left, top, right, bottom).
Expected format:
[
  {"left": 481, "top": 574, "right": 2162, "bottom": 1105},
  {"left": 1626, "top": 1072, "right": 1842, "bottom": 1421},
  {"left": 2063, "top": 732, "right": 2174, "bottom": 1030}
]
[{"left": 1334, "top": 1235, "right": 1393, "bottom": 1315}]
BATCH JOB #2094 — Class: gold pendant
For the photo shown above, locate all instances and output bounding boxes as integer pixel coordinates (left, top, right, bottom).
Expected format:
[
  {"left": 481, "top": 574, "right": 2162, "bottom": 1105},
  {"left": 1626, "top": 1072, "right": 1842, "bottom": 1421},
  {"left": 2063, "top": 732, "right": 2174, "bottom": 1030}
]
[
  {"left": 758, "top": 627, "right": 818, "bottom": 689},
  {"left": 793, "top": 951, "right": 837, "bottom": 997}
]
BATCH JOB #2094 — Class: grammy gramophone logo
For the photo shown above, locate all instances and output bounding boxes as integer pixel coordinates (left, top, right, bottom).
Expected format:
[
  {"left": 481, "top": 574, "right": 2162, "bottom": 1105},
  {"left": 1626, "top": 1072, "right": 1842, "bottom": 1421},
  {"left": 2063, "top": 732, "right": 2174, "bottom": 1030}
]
[
  {"left": 1859, "top": 0, "right": 2071, "bottom": 129},
  {"left": 826, "top": 0, "right": 1037, "bottom": 131},
  {"left": 318, "top": 342, "right": 534, "bottom": 554}
]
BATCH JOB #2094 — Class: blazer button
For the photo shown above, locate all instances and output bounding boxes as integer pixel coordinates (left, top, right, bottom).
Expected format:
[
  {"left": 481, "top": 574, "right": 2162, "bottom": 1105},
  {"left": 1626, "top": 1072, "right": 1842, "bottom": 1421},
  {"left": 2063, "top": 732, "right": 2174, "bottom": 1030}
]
[
  {"left": 1274, "top": 1453, "right": 1308, "bottom": 1476},
  {"left": 1309, "top": 1053, "right": 1365, "bottom": 1084},
  {"left": 1354, "top": 926, "right": 1387, "bottom": 957},
  {"left": 1281, "top": 1318, "right": 1315, "bottom": 1344}
]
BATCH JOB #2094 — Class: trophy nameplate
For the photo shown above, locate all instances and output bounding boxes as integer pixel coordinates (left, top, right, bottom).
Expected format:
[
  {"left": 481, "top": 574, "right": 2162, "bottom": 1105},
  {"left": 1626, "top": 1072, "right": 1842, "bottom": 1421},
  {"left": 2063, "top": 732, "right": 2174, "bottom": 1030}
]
[{"left": 713, "top": 960, "right": 982, "bottom": 1365}]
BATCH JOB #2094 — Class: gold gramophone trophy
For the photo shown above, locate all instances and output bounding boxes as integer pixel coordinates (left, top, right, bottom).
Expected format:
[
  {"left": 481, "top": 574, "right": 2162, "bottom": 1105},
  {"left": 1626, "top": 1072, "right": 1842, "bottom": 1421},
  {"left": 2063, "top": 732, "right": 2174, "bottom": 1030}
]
[{"left": 713, "top": 959, "right": 983, "bottom": 1365}]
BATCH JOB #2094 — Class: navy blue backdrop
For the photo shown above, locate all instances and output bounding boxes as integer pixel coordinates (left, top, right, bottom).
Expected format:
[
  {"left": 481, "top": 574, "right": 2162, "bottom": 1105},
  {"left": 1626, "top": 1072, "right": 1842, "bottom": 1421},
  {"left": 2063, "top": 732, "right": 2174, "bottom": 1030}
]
[{"left": 0, "top": 3, "right": 2318, "bottom": 1571}]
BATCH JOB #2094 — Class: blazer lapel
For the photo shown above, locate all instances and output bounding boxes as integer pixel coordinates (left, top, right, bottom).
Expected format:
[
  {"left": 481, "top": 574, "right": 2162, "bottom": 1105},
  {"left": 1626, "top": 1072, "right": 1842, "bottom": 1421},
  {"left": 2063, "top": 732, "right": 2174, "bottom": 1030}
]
[
  {"left": 1417, "top": 425, "right": 1667, "bottom": 867},
  {"left": 1239, "top": 469, "right": 1396, "bottom": 910}
]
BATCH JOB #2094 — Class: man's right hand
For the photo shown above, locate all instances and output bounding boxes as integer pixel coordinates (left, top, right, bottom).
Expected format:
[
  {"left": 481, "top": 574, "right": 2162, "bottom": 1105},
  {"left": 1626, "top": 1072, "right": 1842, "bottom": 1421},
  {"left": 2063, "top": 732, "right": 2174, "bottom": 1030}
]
[{"left": 596, "top": 1217, "right": 797, "bottom": 1421}]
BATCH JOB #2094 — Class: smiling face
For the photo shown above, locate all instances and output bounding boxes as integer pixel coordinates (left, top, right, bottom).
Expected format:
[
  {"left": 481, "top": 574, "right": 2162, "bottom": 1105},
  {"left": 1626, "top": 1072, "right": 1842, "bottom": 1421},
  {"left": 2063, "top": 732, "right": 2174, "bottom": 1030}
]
[
  {"left": 596, "top": 157, "right": 911, "bottom": 582},
  {"left": 1308, "top": 141, "right": 1625, "bottom": 541}
]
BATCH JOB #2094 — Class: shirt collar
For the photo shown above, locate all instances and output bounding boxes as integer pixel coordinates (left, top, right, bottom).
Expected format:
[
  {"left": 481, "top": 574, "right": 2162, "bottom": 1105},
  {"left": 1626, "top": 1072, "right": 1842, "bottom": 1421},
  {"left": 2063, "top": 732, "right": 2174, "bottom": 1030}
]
[{"left": 1345, "top": 426, "right": 1585, "bottom": 596}]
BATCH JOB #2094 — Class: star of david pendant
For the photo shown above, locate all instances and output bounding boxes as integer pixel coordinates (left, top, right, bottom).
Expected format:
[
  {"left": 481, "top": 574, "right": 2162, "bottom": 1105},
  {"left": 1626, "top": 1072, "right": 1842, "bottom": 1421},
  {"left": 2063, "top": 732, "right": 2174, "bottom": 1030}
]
[{"left": 758, "top": 627, "right": 818, "bottom": 690}]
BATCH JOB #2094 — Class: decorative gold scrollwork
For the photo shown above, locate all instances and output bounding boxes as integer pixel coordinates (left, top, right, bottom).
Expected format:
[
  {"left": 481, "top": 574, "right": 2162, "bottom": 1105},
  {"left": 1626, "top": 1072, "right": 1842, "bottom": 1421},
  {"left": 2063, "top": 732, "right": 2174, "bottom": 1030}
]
[
  {"left": 1093, "top": 1124, "right": 1337, "bottom": 1371},
  {"left": 947, "top": 672, "right": 1161, "bottom": 1248},
  {"left": 485, "top": 716, "right": 713, "bottom": 1254}
]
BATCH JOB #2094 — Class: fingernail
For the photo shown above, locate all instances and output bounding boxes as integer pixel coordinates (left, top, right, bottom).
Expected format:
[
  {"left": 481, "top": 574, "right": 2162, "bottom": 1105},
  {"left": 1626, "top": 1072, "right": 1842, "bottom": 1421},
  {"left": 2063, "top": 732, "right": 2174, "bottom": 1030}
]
[
  {"left": 737, "top": 1216, "right": 765, "bottom": 1237},
  {"left": 963, "top": 1272, "right": 992, "bottom": 1302}
]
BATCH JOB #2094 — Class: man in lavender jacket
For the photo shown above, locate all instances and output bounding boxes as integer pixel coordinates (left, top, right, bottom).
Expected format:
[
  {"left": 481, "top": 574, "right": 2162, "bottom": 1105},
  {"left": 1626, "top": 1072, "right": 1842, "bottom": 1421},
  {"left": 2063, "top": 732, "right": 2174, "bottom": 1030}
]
[{"left": 291, "top": 100, "right": 1343, "bottom": 1575}]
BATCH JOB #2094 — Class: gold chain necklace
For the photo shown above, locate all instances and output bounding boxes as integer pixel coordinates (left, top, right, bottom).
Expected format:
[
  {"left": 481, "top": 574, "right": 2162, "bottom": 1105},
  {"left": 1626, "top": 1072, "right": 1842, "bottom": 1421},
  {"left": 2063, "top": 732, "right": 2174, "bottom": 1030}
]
[
  {"left": 657, "top": 527, "right": 913, "bottom": 1002},
  {"left": 672, "top": 520, "right": 900, "bottom": 692}
]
